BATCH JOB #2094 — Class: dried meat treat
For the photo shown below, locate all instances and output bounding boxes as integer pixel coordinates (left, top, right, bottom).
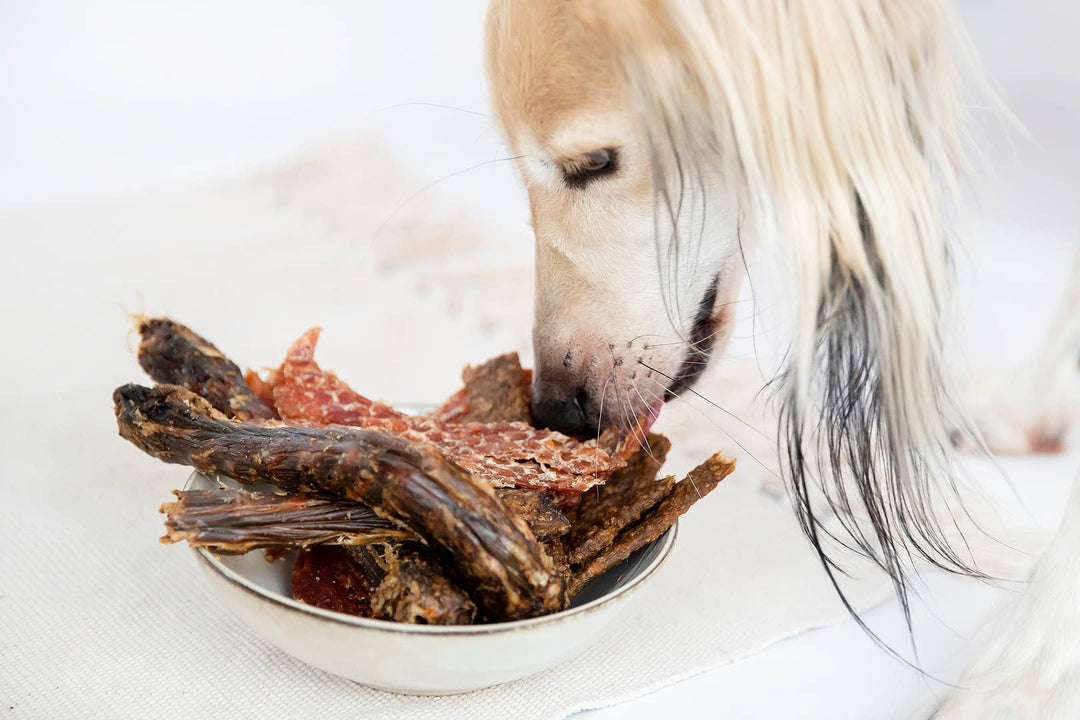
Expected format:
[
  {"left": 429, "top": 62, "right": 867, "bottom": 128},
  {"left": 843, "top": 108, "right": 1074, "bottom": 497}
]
[
  {"left": 353, "top": 544, "right": 477, "bottom": 625},
  {"left": 460, "top": 353, "right": 532, "bottom": 424},
  {"left": 495, "top": 488, "right": 570, "bottom": 540},
  {"left": 136, "top": 317, "right": 277, "bottom": 422},
  {"left": 568, "top": 453, "right": 736, "bottom": 597},
  {"left": 253, "top": 328, "right": 636, "bottom": 493},
  {"left": 456, "top": 356, "right": 572, "bottom": 546},
  {"left": 161, "top": 489, "right": 415, "bottom": 554},
  {"left": 113, "top": 383, "right": 566, "bottom": 621},
  {"left": 429, "top": 388, "right": 471, "bottom": 424},
  {"left": 163, "top": 487, "right": 569, "bottom": 550},
  {"left": 540, "top": 537, "right": 571, "bottom": 579},
  {"left": 292, "top": 546, "right": 377, "bottom": 617},
  {"left": 267, "top": 328, "right": 411, "bottom": 426},
  {"left": 430, "top": 361, "right": 533, "bottom": 425},
  {"left": 566, "top": 434, "right": 673, "bottom": 565},
  {"left": 243, "top": 368, "right": 278, "bottom": 410}
]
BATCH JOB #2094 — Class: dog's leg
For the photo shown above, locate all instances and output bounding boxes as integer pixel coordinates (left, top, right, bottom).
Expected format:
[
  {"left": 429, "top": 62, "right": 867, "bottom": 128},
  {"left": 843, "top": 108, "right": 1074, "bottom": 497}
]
[
  {"left": 933, "top": 465, "right": 1080, "bottom": 719},
  {"left": 962, "top": 244, "right": 1080, "bottom": 454}
]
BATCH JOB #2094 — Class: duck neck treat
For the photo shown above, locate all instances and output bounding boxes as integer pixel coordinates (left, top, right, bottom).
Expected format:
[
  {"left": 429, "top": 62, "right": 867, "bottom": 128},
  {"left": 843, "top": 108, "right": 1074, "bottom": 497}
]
[{"left": 114, "top": 318, "right": 735, "bottom": 625}]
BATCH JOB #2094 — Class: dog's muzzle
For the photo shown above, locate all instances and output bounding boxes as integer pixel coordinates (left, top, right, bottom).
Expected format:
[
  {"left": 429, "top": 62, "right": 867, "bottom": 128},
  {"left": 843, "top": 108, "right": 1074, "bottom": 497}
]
[{"left": 531, "top": 383, "right": 593, "bottom": 437}]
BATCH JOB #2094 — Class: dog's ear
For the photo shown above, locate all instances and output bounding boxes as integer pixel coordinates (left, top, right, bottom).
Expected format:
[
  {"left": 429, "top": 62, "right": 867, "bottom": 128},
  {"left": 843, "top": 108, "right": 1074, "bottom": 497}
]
[
  {"left": 606, "top": 0, "right": 990, "bottom": 639},
  {"left": 778, "top": 189, "right": 981, "bottom": 636}
]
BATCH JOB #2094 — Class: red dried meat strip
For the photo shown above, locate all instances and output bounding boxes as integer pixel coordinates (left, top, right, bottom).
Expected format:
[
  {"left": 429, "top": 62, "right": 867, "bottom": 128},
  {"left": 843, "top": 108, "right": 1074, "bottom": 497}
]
[
  {"left": 292, "top": 546, "right": 377, "bottom": 617},
  {"left": 430, "top": 388, "right": 471, "bottom": 424},
  {"left": 244, "top": 368, "right": 279, "bottom": 411},
  {"left": 253, "top": 328, "right": 639, "bottom": 493},
  {"left": 269, "top": 328, "right": 410, "bottom": 426}
]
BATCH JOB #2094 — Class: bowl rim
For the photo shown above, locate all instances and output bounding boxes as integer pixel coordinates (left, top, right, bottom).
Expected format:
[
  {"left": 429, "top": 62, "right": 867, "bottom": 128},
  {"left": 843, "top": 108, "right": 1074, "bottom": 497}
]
[{"left": 187, "top": 471, "right": 678, "bottom": 636}]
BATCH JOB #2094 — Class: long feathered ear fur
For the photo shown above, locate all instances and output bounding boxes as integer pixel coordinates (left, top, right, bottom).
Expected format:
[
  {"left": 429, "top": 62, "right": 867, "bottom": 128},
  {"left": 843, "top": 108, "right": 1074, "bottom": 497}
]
[{"left": 581, "top": 0, "right": 986, "bottom": 635}]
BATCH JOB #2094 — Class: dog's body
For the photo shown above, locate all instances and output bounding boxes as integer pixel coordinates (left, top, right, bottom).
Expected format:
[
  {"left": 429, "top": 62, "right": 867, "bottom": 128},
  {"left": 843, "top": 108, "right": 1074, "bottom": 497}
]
[{"left": 484, "top": 0, "right": 1080, "bottom": 715}]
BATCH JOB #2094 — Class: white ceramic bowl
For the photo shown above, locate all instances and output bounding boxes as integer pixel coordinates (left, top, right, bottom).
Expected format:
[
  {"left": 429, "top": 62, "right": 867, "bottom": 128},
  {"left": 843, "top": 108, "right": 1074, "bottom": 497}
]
[{"left": 185, "top": 471, "right": 676, "bottom": 694}]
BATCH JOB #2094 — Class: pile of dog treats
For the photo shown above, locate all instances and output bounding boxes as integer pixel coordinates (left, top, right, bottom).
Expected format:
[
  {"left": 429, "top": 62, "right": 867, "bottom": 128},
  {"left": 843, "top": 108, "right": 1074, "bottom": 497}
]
[{"left": 114, "top": 318, "right": 734, "bottom": 624}]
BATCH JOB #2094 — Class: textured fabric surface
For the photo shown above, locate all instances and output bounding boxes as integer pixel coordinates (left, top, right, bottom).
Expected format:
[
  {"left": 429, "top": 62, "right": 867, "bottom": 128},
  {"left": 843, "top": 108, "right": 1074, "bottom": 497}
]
[{"left": 0, "top": 138, "right": 1039, "bottom": 719}]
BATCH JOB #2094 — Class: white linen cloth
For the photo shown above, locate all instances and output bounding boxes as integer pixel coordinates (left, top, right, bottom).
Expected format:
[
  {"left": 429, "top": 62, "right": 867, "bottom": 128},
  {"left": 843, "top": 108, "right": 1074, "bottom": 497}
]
[{"left": 0, "top": 137, "right": 1042, "bottom": 719}]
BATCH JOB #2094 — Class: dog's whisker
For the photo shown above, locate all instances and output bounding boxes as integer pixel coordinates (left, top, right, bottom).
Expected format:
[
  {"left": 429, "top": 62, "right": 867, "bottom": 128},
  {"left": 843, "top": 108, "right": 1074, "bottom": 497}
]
[
  {"left": 370, "top": 101, "right": 488, "bottom": 117},
  {"left": 593, "top": 370, "right": 613, "bottom": 484},
  {"left": 640, "top": 372, "right": 781, "bottom": 480},
  {"left": 629, "top": 381, "right": 663, "bottom": 447},
  {"left": 621, "top": 386, "right": 661, "bottom": 466},
  {"left": 685, "top": 470, "right": 703, "bottom": 500},
  {"left": 626, "top": 332, "right": 684, "bottom": 345},
  {"left": 639, "top": 360, "right": 774, "bottom": 442},
  {"left": 375, "top": 155, "right": 525, "bottom": 240}
]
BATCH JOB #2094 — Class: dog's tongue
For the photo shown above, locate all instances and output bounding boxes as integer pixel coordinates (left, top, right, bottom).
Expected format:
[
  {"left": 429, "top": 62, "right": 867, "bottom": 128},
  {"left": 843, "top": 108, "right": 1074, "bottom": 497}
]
[{"left": 641, "top": 399, "right": 664, "bottom": 434}]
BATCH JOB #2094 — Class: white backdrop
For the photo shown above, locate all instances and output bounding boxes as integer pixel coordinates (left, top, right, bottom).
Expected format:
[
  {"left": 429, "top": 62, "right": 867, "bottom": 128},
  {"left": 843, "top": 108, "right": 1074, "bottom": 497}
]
[{"left": 2, "top": 2, "right": 1079, "bottom": 718}]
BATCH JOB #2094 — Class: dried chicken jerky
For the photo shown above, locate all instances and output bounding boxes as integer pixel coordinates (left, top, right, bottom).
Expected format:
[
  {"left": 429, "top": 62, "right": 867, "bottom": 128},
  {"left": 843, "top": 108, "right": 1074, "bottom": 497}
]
[
  {"left": 460, "top": 353, "right": 532, "bottom": 424},
  {"left": 353, "top": 544, "right": 477, "bottom": 625},
  {"left": 161, "top": 489, "right": 415, "bottom": 554},
  {"left": 136, "top": 317, "right": 276, "bottom": 422},
  {"left": 568, "top": 453, "right": 736, "bottom": 597},
  {"left": 292, "top": 546, "right": 377, "bottom": 617},
  {"left": 113, "top": 383, "right": 566, "bottom": 621},
  {"left": 566, "top": 434, "right": 673, "bottom": 565},
  {"left": 252, "top": 328, "right": 636, "bottom": 493}
]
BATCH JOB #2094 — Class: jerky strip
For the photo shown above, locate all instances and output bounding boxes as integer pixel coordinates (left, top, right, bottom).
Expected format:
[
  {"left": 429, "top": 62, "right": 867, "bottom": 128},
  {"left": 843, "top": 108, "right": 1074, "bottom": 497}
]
[
  {"left": 566, "top": 434, "right": 673, "bottom": 565},
  {"left": 461, "top": 360, "right": 573, "bottom": 547},
  {"left": 429, "top": 388, "right": 471, "bottom": 424},
  {"left": 292, "top": 546, "right": 377, "bottom": 617},
  {"left": 568, "top": 453, "right": 736, "bottom": 598},
  {"left": 136, "top": 317, "right": 277, "bottom": 421},
  {"left": 460, "top": 353, "right": 533, "bottom": 424},
  {"left": 353, "top": 544, "right": 477, "bottom": 625},
  {"left": 113, "top": 383, "right": 566, "bottom": 620},
  {"left": 163, "top": 487, "right": 565, "bottom": 549},
  {"left": 161, "top": 489, "right": 415, "bottom": 554},
  {"left": 540, "top": 537, "right": 571, "bottom": 579},
  {"left": 496, "top": 488, "right": 570, "bottom": 540},
  {"left": 265, "top": 329, "right": 636, "bottom": 493}
]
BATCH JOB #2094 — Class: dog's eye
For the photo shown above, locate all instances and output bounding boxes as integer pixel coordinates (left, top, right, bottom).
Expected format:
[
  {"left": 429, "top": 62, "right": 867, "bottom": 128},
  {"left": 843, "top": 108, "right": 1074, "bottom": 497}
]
[{"left": 563, "top": 148, "right": 618, "bottom": 188}]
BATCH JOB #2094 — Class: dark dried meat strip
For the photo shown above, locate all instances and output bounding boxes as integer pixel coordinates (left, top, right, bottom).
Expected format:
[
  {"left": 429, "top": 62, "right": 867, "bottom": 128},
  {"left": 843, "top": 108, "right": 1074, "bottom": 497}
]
[
  {"left": 460, "top": 353, "right": 532, "bottom": 424},
  {"left": 496, "top": 488, "right": 570, "bottom": 540},
  {"left": 163, "top": 486, "right": 566, "bottom": 548},
  {"left": 540, "top": 537, "right": 571, "bottom": 580},
  {"left": 113, "top": 383, "right": 566, "bottom": 621},
  {"left": 292, "top": 546, "right": 377, "bottom": 618},
  {"left": 352, "top": 544, "right": 477, "bottom": 625},
  {"left": 136, "top": 317, "right": 277, "bottom": 421},
  {"left": 566, "top": 434, "right": 673, "bottom": 565},
  {"left": 161, "top": 489, "right": 415, "bottom": 554},
  {"left": 568, "top": 453, "right": 736, "bottom": 598}
]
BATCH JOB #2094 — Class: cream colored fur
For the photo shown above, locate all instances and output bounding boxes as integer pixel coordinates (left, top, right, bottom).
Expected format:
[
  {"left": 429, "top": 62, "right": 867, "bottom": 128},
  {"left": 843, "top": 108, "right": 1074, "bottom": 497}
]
[{"left": 485, "top": 0, "right": 1080, "bottom": 713}]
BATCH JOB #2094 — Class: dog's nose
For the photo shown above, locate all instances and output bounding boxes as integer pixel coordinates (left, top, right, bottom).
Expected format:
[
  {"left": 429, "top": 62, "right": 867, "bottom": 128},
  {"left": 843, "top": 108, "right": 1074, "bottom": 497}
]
[{"left": 531, "top": 387, "right": 592, "bottom": 437}]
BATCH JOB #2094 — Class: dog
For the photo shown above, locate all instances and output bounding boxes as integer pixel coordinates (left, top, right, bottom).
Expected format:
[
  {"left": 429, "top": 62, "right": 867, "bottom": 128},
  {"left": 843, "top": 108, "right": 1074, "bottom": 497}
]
[{"left": 484, "top": 0, "right": 1080, "bottom": 716}]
